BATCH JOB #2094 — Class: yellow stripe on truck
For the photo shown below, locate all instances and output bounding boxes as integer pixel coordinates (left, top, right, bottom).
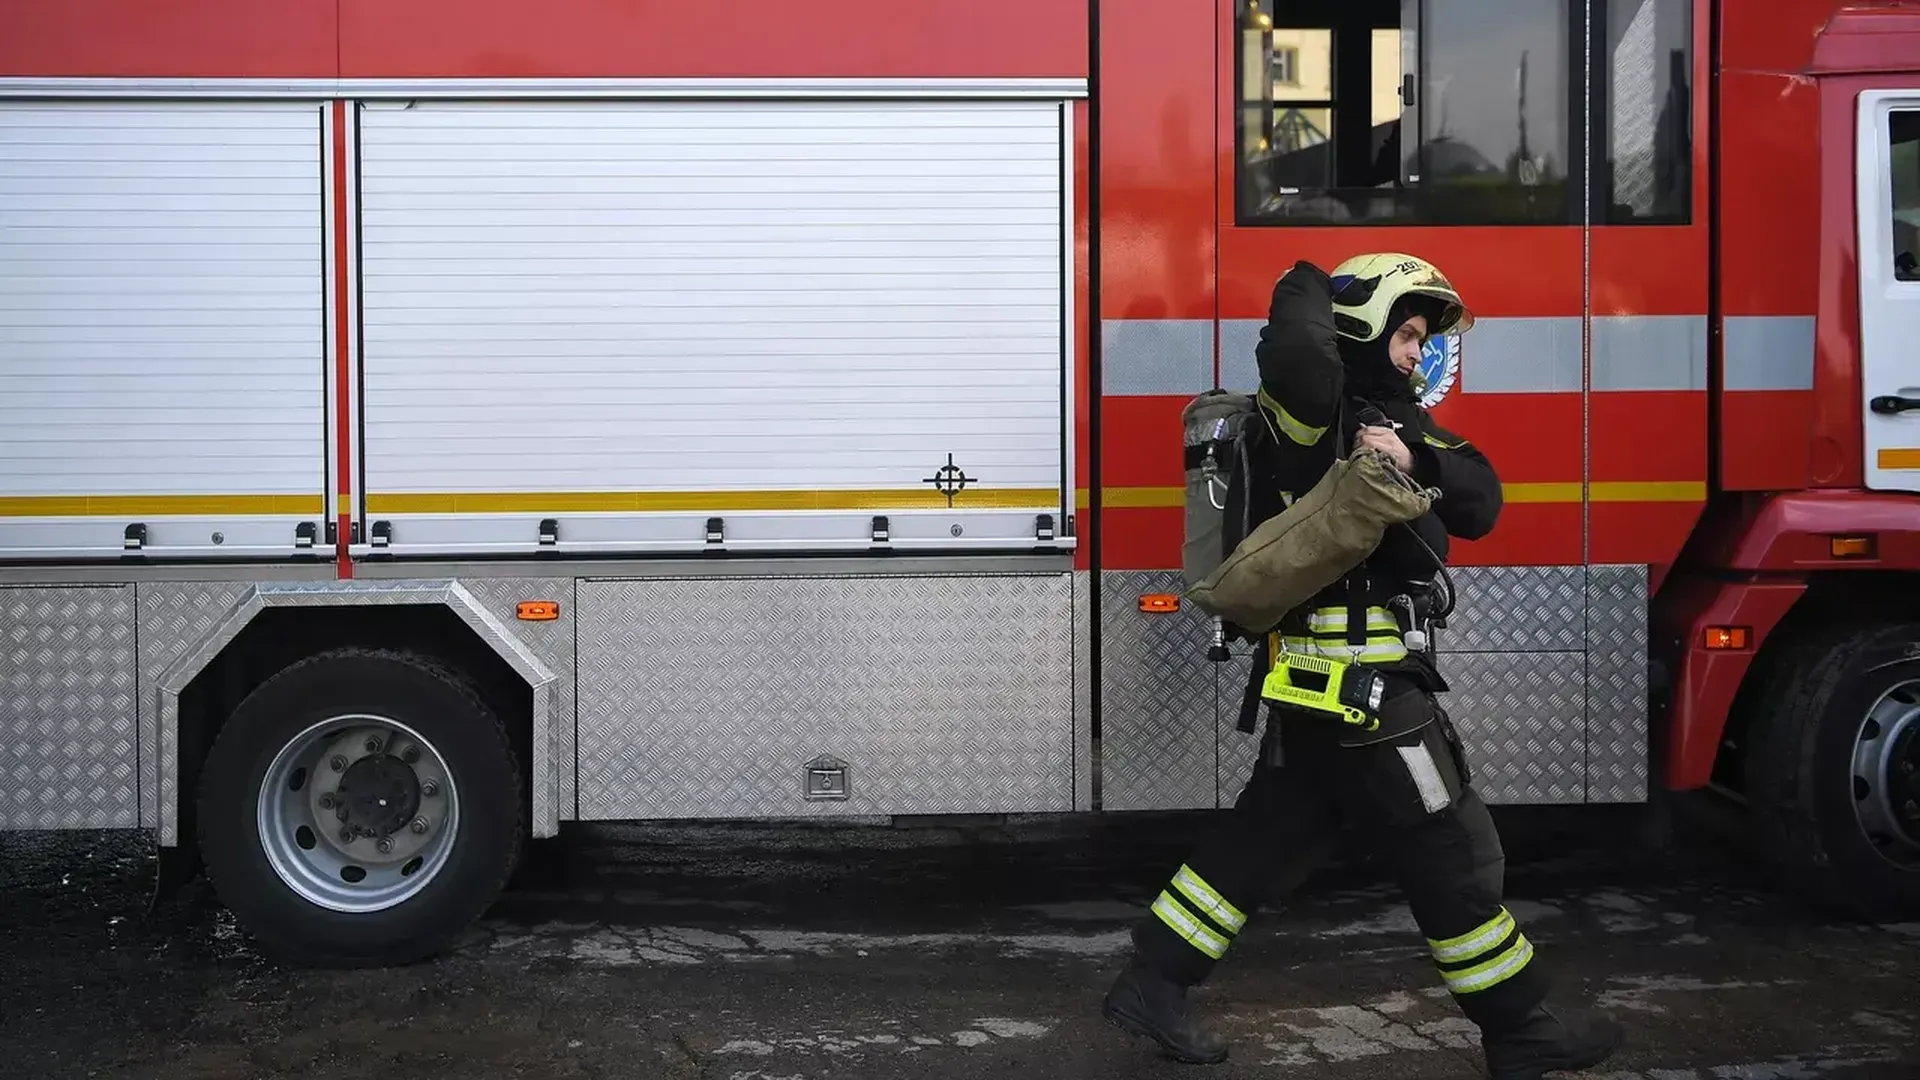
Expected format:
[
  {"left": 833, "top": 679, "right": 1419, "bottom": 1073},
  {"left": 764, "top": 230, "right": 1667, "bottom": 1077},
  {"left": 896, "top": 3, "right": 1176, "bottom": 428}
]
[
  {"left": 0, "top": 482, "right": 1703, "bottom": 520},
  {"left": 1077, "top": 482, "right": 1705, "bottom": 509},
  {"left": 0, "top": 494, "right": 324, "bottom": 517},
  {"left": 365, "top": 488, "right": 1063, "bottom": 515}
]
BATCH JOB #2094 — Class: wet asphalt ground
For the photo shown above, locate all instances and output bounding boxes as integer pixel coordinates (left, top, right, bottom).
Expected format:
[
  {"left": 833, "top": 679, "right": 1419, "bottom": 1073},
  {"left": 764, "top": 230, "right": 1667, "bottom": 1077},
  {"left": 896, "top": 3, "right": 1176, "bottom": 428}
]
[{"left": 2, "top": 798, "right": 1918, "bottom": 1080}]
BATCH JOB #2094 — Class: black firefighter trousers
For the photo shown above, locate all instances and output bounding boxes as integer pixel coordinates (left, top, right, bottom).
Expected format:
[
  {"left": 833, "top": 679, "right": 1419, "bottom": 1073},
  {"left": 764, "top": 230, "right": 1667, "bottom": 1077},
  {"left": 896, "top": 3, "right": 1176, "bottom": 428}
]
[{"left": 1131, "top": 692, "right": 1551, "bottom": 1034}]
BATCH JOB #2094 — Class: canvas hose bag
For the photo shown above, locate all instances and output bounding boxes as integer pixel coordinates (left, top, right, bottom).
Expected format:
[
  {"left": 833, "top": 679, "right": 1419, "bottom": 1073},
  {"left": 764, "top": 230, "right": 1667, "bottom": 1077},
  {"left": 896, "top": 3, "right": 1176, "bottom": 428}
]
[{"left": 1185, "top": 444, "right": 1439, "bottom": 634}]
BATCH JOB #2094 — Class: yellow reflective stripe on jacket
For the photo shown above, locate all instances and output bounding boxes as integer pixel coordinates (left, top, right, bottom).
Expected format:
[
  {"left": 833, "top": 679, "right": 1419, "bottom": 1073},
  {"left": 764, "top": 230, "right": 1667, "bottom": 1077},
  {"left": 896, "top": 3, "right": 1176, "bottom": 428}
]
[
  {"left": 1423, "top": 431, "right": 1466, "bottom": 450},
  {"left": 1151, "top": 891, "right": 1229, "bottom": 959},
  {"left": 1279, "top": 637, "right": 1410, "bottom": 663},
  {"left": 1257, "top": 385, "right": 1328, "bottom": 446},
  {"left": 1275, "top": 604, "right": 1408, "bottom": 663},
  {"left": 1170, "top": 865, "right": 1247, "bottom": 934},
  {"left": 1304, "top": 606, "right": 1401, "bottom": 637},
  {"left": 1429, "top": 907, "right": 1535, "bottom": 995}
]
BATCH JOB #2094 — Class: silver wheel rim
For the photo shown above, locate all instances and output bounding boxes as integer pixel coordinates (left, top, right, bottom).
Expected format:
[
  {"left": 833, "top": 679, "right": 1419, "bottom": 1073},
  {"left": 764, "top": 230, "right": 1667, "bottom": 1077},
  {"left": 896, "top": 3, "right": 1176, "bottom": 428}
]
[
  {"left": 256, "top": 714, "right": 460, "bottom": 913},
  {"left": 1852, "top": 679, "right": 1920, "bottom": 871}
]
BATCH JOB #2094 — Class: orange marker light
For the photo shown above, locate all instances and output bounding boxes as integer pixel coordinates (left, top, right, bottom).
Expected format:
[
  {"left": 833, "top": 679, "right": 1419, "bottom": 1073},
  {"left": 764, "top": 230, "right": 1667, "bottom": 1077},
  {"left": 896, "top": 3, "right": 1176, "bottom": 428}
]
[
  {"left": 517, "top": 600, "right": 560, "bottom": 621},
  {"left": 1139, "top": 594, "right": 1180, "bottom": 613},
  {"left": 1830, "top": 535, "right": 1876, "bottom": 558},
  {"left": 1703, "top": 626, "right": 1750, "bottom": 650}
]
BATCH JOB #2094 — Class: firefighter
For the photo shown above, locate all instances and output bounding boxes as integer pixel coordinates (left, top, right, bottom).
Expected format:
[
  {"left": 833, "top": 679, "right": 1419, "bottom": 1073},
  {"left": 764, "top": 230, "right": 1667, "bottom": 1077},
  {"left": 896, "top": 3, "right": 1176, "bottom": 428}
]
[{"left": 1099, "top": 254, "right": 1626, "bottom": 1080}]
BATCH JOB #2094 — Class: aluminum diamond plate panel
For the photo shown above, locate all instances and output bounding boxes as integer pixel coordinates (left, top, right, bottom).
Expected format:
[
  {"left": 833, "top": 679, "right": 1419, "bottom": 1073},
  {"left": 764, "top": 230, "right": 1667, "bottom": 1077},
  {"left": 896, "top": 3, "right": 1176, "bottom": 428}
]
[
  {"left": 459, "top": 577, "right": 578, "bottom": 825},
  {"left": 575, "top": 573, "right": 1075, "bottom": 819},
  {"left": 136, "top": 581, "right": 254, "bottom": 837},
  {"left": 0, "top": 585, "right": 138, "bottom": 829},
  {"left": 1440, "top": 566, "right": 1585, "bottom": 653},
  {"left": 1102, "top": 565, "right": 1635, "bottom": 809},
  {"left": 1586, "top": 564, "right": 1649, "bottom": 803},
  {"left": 1210, "top": 644, "right": 1591, "bottom": 808},
  {"left": 1074, "top": 570, "right": 1094, "bottom": 812},
  {"left": 1100, "top": 570, "right": 1217, "bottom": 811},
  {"left": 1440, "top": 652, "right": 1586, "bottom": 804}
]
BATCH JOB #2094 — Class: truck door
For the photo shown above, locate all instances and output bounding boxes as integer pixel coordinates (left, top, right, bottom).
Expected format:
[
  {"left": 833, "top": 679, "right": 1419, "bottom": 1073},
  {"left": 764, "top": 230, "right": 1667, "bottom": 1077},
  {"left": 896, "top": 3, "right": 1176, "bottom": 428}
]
[{"left": 1858, "top": 91, "right": 1920, "bottom": 492}]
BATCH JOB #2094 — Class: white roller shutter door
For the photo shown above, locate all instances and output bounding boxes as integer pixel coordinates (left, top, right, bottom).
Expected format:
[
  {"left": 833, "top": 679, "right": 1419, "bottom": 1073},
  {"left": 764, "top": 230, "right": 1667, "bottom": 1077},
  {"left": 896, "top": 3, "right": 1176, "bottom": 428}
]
[
  {"left": 355, "top": 99, "right": 1071, "bottom": 555},
  {"left": 0, "top": 102, "right": 328, "bottom": 559}
]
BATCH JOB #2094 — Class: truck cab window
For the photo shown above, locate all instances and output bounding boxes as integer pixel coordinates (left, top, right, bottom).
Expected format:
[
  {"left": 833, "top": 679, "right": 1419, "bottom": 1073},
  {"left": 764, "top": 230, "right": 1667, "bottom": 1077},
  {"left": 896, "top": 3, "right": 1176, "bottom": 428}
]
[
  {"left": 1234, "top": 0, "right": 1575, "bottom": 226},
  {"left": 1892, "top": 111, "right": 1920, "bottom": 282},
  {"left": 1601, "top": 0, "right": 1692, "bottom": 223}
]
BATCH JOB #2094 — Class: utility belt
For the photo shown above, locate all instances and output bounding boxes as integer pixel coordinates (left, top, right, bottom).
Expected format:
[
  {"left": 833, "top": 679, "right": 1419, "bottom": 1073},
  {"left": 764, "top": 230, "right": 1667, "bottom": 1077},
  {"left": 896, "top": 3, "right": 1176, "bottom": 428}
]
[{"left": 1232, "top": 573, "right": 1451, "bottom": 746}]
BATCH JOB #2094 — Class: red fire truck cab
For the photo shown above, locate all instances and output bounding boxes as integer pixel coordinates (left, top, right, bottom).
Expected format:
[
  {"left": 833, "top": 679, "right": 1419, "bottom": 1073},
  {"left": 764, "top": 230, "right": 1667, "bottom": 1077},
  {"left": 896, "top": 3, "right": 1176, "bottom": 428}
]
[{"left": 0, "top": 0, "right": 1916, "bottom": 966}]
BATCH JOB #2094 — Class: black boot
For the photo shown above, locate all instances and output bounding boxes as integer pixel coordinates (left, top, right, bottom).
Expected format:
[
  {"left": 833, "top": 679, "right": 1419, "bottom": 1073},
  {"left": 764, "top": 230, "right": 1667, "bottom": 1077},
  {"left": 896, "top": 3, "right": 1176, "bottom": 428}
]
[
  {"left": 1100, "top": 965, "right": 1229, "bottom": 1065},
  {"left": 1481, "top": 1004, "right": 1624, "bottom": 1080}
]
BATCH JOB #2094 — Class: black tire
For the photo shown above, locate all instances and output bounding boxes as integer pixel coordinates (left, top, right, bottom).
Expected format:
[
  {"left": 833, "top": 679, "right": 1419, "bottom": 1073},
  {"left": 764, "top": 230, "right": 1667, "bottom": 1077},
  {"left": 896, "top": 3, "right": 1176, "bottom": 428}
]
[
  {"left": 196, "top": 647, "right": 524, "bottom": 967},
  {"left": 1743, "top": 619, "right": 1920, "bottom": 922}
]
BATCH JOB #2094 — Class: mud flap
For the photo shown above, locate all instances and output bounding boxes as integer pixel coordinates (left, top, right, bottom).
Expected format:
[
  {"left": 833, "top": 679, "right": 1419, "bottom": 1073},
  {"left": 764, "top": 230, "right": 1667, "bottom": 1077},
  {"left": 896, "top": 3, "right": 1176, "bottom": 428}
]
[{"left": 149, "top": 841, "right": 202, "bottom": 915}]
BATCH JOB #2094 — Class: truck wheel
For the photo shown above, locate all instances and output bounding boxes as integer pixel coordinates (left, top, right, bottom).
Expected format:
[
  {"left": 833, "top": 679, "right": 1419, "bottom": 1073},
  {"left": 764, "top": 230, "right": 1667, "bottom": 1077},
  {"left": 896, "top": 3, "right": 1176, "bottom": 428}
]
[
  {"left": 1744, "top": 620, "right": 1920, "bottom": 922},
  {"left": 196, "top": 647, "right": 524, "bottom": 967}
]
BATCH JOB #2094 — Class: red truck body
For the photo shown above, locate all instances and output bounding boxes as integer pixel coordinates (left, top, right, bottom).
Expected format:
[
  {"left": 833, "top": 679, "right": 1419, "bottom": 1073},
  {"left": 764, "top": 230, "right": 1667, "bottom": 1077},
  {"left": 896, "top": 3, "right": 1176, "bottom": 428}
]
[{"left": 2, "top": 0, "right": 1916, "bottom": 963}]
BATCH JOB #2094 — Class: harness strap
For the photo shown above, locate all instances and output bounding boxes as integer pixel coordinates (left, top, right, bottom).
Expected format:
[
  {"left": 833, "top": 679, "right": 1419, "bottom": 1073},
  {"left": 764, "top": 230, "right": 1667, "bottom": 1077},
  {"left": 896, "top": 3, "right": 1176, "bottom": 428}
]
[{"left": 1236, "top": 645, "right": 1269, "bottom": 734}]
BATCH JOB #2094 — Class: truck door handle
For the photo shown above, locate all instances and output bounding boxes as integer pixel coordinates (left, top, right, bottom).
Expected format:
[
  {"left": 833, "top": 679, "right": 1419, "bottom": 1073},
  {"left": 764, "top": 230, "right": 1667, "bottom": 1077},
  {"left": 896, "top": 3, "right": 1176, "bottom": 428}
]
[{"left": 1869, "top": 395, "right": 1920, "bottom": 415}]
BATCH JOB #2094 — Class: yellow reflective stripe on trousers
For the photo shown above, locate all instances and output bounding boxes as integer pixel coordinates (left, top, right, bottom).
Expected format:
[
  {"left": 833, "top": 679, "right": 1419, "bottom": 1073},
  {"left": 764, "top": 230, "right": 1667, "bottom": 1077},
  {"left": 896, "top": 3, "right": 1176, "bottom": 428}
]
[
  {"left": 1429, "top": 908, "right": 1534, "bottom": 995},
  {"left": 1151, "top": 891, "right": 1229, "bottom": 959},
  {"left": 1440, "top": 935, "right": 1535, "bottom": 994},
  {"left": 1257, "top": 385, "right": 1328, "bottom": 446},
  {"left": 1171, "top": 865, "right": 1247, "bottom": 934},
  {"left": 1428, "top": 909, "right": 1517, "bottom": 963}
]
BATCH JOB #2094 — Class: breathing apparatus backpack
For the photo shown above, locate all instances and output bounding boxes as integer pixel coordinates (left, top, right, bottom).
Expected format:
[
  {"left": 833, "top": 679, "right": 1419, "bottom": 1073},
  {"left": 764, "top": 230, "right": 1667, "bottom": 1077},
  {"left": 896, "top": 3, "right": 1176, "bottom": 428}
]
[
  {"left": 1179, "top": 387, "right": 1457, "bottom": 746},
  {"left": 1179, "top": 389, "right": 1259, "bottom": 592},
  {"left": 1179, "top": 389, "right": 1442, "bottom": 648}
]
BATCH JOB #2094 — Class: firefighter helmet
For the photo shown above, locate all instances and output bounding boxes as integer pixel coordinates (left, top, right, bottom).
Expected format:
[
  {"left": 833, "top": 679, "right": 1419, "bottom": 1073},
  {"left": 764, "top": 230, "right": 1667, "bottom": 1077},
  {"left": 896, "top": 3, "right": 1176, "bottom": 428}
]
[{"left": 1326, "top": 252, "right": 1474, "bottom": 342}]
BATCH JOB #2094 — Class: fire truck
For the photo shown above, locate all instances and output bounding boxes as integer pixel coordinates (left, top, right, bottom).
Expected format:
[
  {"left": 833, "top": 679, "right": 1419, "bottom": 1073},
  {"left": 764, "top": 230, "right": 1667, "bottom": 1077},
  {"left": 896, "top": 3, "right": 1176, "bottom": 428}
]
[{"left": 2, "top": 0, "right": 1917, "bottom": 966}]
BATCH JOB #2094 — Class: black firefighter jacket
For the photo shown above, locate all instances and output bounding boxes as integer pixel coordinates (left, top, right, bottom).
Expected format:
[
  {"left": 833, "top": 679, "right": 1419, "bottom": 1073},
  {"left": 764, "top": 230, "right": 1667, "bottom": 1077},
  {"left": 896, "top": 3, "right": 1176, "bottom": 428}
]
[{"left": 1241, "top": 259, "right": 1505, "bottom": 607}]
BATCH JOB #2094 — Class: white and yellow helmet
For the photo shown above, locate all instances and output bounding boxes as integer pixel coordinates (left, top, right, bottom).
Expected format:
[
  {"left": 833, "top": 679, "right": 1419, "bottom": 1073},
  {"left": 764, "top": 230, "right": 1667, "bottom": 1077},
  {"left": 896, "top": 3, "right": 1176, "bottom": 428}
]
[{"left": 1327, "top": 252, "right": 1474, "bottom": 342}]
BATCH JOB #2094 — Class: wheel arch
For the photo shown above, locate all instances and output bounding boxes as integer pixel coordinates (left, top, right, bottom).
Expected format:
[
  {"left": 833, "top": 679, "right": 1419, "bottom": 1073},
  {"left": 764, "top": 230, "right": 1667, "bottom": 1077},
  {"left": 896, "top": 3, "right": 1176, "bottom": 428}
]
[
  {"left": 159, "top": 580, "right": 559, "bottom": 849},
  {"left": 1710, "top": 569, "right": 1920, "bottom": 793}
]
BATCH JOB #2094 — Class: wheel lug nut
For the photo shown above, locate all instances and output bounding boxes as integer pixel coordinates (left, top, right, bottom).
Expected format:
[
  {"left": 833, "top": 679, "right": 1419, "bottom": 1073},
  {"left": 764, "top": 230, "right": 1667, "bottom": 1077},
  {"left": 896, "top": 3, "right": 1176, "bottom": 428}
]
[
  {"left": 340, "top": 827, "right": 356, "bottom": 843},
  {"left": 365, "top": 738, "right": 383, "bottom": 754},
  {"left": 402, "top": 747, "right": 420, "bottom": 764},
  {"left": 411, "top": 817, "right": 429, "bottom": 834},
  {"left": 421, "top": 780, "right": 439, "bottom": 797},
  {"left": 318, "top": 793, "right": 335, "bottom": 810},
  {"left": 377, "top": 837, "right": 394, "bottom": 854},
  {"left": 330, "top": 755, "right": 347, "bottom": 772},
  {"left": 336, "top": 806, "right": 349, "bottom": 822}
]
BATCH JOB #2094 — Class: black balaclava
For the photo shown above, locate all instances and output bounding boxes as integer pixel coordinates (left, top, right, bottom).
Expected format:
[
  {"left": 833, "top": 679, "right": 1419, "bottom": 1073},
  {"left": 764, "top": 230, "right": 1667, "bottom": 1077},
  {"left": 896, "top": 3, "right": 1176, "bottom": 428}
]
[{"left": 1336, "top": 295, "right": 1435, "bottom": 405}]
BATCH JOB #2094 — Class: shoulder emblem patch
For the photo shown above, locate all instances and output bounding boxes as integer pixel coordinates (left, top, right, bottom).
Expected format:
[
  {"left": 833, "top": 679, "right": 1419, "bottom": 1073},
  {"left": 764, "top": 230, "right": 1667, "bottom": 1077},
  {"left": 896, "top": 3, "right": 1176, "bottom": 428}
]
[{"left": 1415, "top": 333, "right": 1461, "bottom": 410}]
